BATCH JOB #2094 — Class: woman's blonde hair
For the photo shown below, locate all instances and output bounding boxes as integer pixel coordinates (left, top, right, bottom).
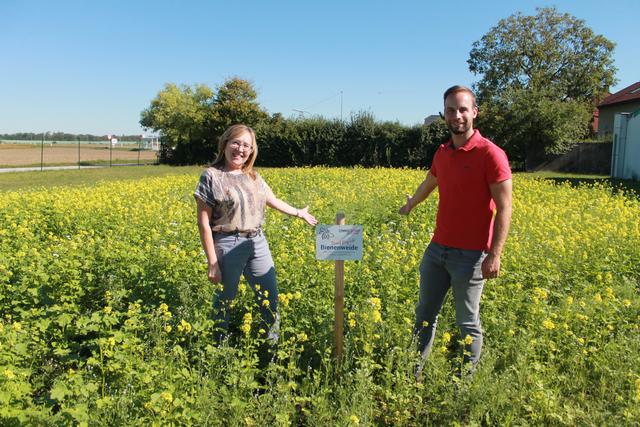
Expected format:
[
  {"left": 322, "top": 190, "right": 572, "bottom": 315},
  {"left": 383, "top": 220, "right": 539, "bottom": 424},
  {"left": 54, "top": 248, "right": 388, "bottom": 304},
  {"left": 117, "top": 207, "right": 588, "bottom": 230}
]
[{"left": 212, "top": 124, "right": 258, "bottom": 179}]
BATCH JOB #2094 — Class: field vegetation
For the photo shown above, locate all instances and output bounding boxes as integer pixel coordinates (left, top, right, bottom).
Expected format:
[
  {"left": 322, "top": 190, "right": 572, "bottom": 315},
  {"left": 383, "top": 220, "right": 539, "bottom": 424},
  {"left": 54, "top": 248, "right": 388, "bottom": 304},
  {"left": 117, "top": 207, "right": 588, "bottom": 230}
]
[{"left": 0, "top": 168, "right": 638, "bottom": 425}]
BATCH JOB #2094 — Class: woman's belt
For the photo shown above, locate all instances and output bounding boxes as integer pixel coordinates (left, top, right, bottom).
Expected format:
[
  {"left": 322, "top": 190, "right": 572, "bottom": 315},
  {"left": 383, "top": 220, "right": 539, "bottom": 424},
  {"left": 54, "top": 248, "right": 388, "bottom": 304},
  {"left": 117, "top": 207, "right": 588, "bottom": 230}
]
[{"left": 214, "top": 228, "right": 262, "bottom": 238}]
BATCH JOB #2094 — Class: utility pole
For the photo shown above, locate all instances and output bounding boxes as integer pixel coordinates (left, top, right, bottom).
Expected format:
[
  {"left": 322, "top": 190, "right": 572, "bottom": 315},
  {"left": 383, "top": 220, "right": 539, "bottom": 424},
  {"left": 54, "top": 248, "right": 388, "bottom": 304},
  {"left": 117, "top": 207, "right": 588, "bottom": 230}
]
[{"left": 292, "top": 109, "right": 309, "bottom": 118}]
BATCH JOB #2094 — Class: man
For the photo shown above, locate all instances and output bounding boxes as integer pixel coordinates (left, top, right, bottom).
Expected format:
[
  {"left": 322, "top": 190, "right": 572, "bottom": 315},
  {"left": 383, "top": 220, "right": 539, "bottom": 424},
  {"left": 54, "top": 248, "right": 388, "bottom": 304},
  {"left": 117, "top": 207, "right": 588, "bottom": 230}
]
[{"left": 399, "top": 85, "right": 512, "bottom": 379}]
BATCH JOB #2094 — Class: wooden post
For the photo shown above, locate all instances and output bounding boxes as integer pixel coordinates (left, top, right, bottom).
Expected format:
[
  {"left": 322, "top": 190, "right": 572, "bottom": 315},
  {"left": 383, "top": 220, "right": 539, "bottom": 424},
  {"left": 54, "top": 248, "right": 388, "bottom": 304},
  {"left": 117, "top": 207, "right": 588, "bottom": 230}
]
[{"left": 334, "top": 212, "right": 345, "bottom": 362}]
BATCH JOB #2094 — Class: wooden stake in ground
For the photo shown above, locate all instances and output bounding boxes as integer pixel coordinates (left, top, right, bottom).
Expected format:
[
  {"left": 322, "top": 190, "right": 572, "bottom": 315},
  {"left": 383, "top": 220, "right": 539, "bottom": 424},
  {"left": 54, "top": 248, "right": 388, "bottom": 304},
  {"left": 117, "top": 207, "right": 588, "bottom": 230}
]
[{"left": 334, "top": 212, "right": 345, "bottom": 362}]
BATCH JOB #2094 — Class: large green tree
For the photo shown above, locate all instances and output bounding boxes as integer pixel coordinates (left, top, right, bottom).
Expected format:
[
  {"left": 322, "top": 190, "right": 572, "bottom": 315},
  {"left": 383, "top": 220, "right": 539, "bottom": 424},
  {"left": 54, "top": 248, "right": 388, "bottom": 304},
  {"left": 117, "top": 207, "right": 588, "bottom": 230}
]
[
  {"left": 140, "top": 83, "right": 213, "bottom": 148},
  {"left": 467, "top": 7, "right": 617, "bottom": 168},
  {"left": 208, "top": 77, "right": 269, "bottom": 136},
  {"left": 140, "top": 78, "right": 267, "bottom": 164}
]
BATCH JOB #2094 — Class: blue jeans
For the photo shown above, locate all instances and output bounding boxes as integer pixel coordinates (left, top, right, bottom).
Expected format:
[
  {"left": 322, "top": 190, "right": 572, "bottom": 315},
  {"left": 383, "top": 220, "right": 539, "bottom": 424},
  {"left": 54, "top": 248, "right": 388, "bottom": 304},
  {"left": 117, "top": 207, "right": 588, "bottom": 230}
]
[
  {"left": 212, "top": 232, "right": 279, "bottom": 345},
  {"left": 414, "top": 241, "right": 486, "bottom": 368}
]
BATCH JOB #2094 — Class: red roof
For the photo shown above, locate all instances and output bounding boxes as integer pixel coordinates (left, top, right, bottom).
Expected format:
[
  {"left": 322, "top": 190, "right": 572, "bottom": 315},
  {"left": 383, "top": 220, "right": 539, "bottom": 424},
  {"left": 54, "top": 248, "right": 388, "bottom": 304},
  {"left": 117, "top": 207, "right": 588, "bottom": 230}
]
[{"left": 598, "top": 81, "right": 640, "bottom": 107}]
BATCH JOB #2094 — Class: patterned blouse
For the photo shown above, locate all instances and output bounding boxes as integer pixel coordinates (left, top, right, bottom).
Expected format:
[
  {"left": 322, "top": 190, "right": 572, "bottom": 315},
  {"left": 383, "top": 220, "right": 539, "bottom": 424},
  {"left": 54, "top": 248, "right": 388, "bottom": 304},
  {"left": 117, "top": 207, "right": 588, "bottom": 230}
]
[{"left": 194, "top": 167, "right": 274, "bottom": 233}]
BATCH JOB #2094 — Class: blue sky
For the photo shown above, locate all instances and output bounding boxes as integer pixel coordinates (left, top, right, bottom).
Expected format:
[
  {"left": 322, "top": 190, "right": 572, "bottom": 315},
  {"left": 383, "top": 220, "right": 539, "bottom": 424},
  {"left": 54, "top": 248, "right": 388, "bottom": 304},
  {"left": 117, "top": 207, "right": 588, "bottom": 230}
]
[{"left": 1, "top": 0, "right": 638, "bottom": 135}]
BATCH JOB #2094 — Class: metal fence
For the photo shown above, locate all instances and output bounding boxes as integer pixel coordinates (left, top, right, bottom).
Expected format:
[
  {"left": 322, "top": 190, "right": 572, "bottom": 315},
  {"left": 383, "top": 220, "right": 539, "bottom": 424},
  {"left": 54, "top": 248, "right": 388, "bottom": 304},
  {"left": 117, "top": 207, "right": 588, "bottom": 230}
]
[{"left": 0, "top": 139, "right": 159, "bottom": 171}]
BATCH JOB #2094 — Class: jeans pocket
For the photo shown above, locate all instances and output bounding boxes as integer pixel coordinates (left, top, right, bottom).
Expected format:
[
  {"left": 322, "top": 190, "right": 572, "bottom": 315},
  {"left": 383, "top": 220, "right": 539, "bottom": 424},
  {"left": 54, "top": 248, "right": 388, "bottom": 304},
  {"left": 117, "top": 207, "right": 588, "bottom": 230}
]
[
  {"left": 456, "top": 248, "right": 484, "bottom": 262},
  {"left": 213, "top": 234, "right": 235, "bottom": 258}
]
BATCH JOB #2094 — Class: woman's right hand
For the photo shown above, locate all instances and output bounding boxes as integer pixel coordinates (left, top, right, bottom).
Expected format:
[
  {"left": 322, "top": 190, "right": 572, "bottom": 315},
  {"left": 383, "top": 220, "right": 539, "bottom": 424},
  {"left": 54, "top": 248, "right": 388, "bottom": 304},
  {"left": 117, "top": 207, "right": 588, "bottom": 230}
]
[
  {"left": 297, "top": 205, "right": 318, "bottom": 226},
  {"left": 208, "top": 262, "right": 222, "bottom": 283}
]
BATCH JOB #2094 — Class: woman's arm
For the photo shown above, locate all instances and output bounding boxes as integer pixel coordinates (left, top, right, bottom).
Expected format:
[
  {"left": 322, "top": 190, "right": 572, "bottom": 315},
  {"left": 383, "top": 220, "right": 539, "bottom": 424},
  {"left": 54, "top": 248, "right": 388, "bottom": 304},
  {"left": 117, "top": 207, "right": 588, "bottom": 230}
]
[
  {"left": 196, "top": 197, "right": 222, "bottom": 283},
  {"left": 266, "top": 195, "right": 318, "bottom": 226}
]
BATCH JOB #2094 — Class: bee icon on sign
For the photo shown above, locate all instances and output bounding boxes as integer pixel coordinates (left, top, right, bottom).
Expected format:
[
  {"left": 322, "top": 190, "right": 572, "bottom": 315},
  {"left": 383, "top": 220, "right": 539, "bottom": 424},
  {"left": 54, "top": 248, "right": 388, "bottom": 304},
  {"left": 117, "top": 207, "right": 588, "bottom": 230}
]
[{"left": 319, "top": 227, "right": 334, "bottom": 240}]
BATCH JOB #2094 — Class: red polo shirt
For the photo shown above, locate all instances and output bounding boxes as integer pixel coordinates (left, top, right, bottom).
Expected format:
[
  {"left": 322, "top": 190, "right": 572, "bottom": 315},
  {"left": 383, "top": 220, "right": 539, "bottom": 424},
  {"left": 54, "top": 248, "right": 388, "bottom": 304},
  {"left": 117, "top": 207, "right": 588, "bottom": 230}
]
[{"left": 430, "top": 130, "right": 511, "bottom": 251}]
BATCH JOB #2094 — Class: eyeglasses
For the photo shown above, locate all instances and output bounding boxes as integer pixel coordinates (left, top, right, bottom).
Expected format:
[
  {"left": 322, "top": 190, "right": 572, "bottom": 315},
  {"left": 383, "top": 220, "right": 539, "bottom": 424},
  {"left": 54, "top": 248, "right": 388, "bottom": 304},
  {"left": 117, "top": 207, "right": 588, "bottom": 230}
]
[{"left": 229, "top": 140, "right": 253, "bottom": 152}]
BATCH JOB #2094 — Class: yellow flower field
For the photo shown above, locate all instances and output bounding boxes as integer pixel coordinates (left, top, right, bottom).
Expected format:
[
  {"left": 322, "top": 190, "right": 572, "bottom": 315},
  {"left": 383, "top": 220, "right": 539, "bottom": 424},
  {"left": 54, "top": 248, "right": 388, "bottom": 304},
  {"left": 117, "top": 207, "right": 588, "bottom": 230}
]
[{"left": 0, "top": 168, "right": 638, "bottom": 425}]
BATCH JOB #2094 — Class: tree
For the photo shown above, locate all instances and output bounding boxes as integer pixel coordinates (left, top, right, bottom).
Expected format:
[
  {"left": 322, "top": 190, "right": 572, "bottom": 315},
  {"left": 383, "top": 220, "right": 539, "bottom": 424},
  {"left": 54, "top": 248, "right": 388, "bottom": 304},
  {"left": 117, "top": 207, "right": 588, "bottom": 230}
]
[
  {"left": 140, "top": 83, "right": 213, "bottom": 149},
  {"left": 208, "top": 77, "right": 269, "bottom": 136},
  {"left": 140, "top": 78, "right": 267, "bottom": 164},
  {"left": 467, "top": 7, "right": 617, "bottom": 167},
  {"left": 476, "top": 89, "right": 593, "bottom": 169}
]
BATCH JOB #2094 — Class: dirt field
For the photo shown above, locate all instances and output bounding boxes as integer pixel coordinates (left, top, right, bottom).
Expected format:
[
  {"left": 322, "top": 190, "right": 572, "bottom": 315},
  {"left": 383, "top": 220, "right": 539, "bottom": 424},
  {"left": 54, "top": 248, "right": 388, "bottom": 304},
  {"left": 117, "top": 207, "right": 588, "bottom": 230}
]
[{"left": 0, "top": 144, "right": 158, "bottom": 167}]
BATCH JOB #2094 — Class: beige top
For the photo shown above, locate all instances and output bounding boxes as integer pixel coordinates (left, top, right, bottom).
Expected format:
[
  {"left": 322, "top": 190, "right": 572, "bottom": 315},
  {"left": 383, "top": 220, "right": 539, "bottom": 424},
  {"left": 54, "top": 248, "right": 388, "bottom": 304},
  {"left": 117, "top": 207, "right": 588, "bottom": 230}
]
[{"left": 194, "top": 167, "right": 274, "bottom": 233}]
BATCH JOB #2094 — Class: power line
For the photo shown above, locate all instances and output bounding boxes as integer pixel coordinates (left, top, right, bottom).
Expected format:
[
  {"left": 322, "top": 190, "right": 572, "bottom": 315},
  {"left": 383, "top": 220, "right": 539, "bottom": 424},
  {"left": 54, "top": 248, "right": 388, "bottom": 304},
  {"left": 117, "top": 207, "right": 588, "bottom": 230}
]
[{"left": 300, "top": 91, "right": 342, "bottom": 112}]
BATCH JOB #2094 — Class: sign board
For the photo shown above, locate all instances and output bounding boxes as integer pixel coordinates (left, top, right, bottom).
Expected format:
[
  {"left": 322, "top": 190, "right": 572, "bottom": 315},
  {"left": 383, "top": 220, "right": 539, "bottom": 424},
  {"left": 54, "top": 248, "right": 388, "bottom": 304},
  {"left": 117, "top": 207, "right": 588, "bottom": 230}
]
[{"left": 316, "top": 225, "right": 363, "bottom": 260}]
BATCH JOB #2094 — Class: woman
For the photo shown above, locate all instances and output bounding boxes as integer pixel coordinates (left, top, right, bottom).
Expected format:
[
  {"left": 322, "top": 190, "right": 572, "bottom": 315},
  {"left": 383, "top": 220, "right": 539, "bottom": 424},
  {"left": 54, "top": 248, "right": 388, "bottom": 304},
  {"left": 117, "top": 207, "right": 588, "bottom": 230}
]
[{"left": 194, "top": 124, "right": 317, "bottom": 348}]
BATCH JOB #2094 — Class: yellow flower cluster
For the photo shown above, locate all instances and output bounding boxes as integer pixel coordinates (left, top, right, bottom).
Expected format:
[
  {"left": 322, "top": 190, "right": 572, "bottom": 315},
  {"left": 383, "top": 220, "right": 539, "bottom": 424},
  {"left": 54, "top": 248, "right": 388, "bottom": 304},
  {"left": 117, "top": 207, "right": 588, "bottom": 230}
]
[
  {"left": 369, "top": 297, "right": 382, "bottom": 323},
  {"left": 158, "top": 303, "right": 172, "bottom": 319},
  {"left": 532, "top": 287, "right": 549, "bottom": 300},
  {"left": 177, "top": 319, "right": 192, "bottom": 334},
  {"left": 542, "top": 319, "right": 556, "bottom": 330},
  {"left": 241, "top": 312, "right": 252, "bottom": 336},
  {"left": 347, "top": 312, "right": 356, "bottom": 328},
  {"left": 279, "top": 291, "right": 301, "bottom": 307}
]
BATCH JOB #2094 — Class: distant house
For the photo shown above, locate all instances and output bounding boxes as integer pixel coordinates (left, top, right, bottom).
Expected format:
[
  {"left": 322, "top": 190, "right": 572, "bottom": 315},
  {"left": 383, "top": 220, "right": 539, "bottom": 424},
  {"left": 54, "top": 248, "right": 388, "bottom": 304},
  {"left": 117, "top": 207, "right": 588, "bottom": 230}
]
[
  {"left": 597, "top": 81, "right": 640, "bottom": 137},
  {"left": 423, "top": 115, "right": 440, "bottom": 126},
  {"left": 591, "top": 101, "right": 603, "bottom": 133}
]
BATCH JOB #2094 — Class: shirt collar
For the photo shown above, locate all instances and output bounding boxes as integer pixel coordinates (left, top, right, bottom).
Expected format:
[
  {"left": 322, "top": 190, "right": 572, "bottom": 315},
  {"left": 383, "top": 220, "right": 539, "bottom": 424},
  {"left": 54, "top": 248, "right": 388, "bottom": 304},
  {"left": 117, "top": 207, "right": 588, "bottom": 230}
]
[{"left": 447, "top": 129, "right": 481, "bottom": 151}]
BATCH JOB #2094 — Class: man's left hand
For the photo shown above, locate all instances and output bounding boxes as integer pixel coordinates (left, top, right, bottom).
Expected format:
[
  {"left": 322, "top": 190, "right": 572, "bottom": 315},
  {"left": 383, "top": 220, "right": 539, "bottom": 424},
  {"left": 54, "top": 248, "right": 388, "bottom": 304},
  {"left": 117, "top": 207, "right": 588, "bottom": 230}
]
[{"left": 481, "top": 253, "right": 501, "bottom": 279}]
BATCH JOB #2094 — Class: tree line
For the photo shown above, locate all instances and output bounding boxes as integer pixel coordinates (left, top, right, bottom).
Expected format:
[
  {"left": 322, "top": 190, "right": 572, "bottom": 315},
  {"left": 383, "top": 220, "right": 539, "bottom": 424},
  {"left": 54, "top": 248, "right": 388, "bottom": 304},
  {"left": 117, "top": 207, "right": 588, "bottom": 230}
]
[
  {"left": 1, "top": 133, "right": 144, "bottom": 142},
  {"left": 141, "top": 7, "right": 615, "bottom": 170},
  {"left": 140, "top": 79, "right": 450, "bottom": 168}
]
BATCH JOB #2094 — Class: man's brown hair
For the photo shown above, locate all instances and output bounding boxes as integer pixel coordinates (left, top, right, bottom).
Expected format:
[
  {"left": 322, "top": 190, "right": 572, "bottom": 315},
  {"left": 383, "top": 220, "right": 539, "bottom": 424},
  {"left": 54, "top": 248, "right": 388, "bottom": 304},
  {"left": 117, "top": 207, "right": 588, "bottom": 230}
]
[{"left": 443, "top": 85, "right": 477, "bottom": 108}]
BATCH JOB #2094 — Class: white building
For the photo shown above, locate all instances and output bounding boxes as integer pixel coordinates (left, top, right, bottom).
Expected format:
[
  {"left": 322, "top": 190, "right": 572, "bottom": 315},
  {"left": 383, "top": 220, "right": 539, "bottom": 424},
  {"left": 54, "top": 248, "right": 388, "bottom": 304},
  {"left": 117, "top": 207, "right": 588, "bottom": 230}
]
[{"left": 611, "top": 110, "right": 640, "bottom": 180}]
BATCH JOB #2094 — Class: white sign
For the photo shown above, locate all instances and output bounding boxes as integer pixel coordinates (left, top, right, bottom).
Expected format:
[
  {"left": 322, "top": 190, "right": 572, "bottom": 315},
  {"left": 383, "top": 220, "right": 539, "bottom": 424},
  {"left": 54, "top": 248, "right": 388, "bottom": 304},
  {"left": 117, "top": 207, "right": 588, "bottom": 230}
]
[{"left": 316, "top": 225, "right": 363, "bottom": 260}]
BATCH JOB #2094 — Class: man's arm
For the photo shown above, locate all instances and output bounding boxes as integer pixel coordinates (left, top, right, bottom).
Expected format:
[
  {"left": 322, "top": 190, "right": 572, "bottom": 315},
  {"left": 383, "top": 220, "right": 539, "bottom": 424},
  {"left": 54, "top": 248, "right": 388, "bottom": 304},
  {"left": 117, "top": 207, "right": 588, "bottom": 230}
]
[
  {"left": 482, "top": 178, "right": 512, "bottom": 279},
  {"left": 399, "top": 171, "right": 438, "bottom": 215}
]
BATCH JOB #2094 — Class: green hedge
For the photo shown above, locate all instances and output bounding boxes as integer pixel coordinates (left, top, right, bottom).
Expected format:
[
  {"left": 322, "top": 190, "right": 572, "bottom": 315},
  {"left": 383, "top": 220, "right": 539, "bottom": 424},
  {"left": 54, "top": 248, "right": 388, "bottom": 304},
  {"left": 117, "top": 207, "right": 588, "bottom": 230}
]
[{"left": 160, "top": 112, "right": 450, "bottom": 168}]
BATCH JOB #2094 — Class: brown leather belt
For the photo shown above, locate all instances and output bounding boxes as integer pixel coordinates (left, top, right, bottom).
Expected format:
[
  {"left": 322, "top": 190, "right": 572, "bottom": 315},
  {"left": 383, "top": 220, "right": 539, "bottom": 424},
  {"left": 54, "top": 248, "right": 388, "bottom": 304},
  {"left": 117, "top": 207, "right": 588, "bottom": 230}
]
[{"left": 217, "top": 228, "right": 262, "bottom": 238}]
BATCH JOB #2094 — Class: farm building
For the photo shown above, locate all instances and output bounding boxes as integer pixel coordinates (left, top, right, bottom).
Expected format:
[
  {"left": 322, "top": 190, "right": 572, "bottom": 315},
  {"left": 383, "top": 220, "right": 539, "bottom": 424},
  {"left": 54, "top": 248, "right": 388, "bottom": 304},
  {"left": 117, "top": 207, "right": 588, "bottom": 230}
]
[{"left": 597, "top": 81, "right": 640, "bottom": 137}]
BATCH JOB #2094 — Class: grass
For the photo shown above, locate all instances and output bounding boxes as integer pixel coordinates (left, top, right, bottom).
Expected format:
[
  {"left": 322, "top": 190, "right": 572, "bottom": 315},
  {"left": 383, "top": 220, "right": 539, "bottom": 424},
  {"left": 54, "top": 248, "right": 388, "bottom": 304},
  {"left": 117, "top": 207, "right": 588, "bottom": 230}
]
[
  {"left": 0, "top": 160, "right": 158, "bottom": 169},
  {"left": 525, "top": 171, "right": 608, "bottom": 179},
  {"left": 524, "top": 171, "right": 640, "bottom": 198}
]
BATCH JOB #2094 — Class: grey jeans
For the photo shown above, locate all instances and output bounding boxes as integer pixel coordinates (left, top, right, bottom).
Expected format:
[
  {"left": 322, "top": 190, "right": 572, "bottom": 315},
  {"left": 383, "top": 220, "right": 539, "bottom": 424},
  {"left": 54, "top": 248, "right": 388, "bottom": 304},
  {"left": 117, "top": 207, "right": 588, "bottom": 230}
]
[
  {"left": 212, "top": 231, "right": 279, "bottom": 344},
  {"left": 414, "top": 241, "right": 486, "bottom": 368}
]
